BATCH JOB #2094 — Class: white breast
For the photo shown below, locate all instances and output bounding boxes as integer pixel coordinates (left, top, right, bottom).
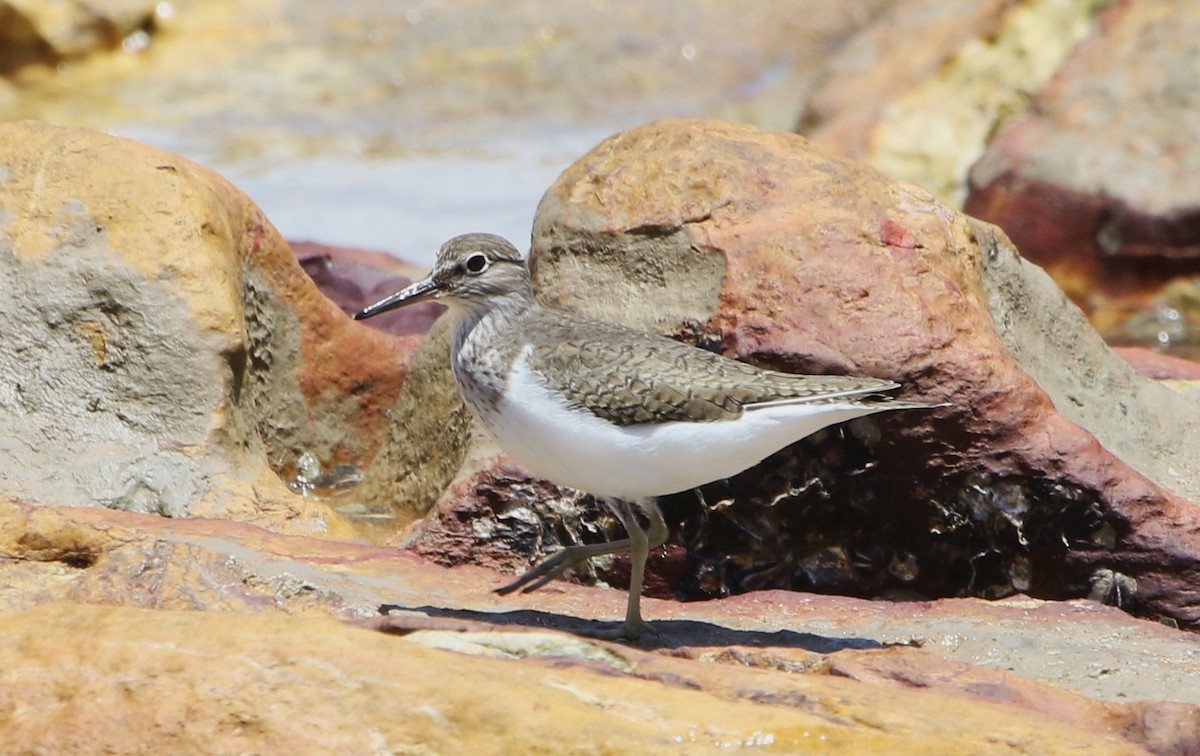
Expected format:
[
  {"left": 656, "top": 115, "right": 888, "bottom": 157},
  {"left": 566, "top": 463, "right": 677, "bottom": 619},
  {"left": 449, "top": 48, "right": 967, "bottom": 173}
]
[{"left": 466, "top": 347, "right": 907, "bottom": 500}]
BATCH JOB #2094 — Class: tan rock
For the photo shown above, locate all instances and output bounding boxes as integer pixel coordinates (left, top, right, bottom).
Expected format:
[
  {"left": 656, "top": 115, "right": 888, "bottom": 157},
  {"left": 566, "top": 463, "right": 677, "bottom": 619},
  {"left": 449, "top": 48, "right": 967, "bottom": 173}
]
[
  {"left": 8, "top": 497, "right": 1200, "bottom": 705},
  {"left": 798, "top": 0, "right": 1111, "bottom": 205},
  {"left": 517, "top": 118, "right": 1199, "bottom": 626},
  {"left": 965, "top": 0, "right": 1200, "bottom": 339},
  {"left": 0, "top": 121, "right": 417, "bottom": 535},
  {"left": 2, "top": 601, "right": 1171, "bottom": 754}
]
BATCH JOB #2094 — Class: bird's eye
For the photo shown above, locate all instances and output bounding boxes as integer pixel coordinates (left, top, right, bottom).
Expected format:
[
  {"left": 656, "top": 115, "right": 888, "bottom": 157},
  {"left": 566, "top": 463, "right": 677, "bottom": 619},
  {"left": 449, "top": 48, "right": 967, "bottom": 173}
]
[{"left": 464, "top": 253, "right": 490, "bottom": 274}]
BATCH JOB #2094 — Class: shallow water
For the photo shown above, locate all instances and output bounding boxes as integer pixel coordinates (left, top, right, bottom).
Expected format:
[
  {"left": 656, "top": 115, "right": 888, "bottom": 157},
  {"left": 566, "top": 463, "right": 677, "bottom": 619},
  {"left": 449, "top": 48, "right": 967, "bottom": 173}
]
[
  {"left": 5, "top": 0, "right": 892, "bottom": 263},
  {"left": 112, "top": 123, "right": 613, "bottom": 261}
]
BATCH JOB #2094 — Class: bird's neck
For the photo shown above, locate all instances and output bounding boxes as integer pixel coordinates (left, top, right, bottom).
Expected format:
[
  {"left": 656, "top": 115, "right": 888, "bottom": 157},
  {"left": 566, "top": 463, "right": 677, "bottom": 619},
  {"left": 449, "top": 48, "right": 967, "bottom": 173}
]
[{"left": 448, "top": 290, "right": 536, "bottom": 361}]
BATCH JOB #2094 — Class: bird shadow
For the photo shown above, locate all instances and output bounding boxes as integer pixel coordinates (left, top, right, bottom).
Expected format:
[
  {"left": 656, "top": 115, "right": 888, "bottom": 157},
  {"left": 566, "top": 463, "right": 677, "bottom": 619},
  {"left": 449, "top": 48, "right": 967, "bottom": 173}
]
[{"left": 376, "top": 602, "right": 897, "bottom": 653}]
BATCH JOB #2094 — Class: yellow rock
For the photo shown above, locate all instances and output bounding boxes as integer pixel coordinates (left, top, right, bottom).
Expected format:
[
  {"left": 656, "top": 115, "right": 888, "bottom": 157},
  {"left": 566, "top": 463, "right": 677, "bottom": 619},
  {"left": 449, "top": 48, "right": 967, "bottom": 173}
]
[
  {"left": 0, "top": 121, "right": 413, "bottom": 537},
  {"left": 0, "top": 603, "right": 1146, "bottom": 754}
]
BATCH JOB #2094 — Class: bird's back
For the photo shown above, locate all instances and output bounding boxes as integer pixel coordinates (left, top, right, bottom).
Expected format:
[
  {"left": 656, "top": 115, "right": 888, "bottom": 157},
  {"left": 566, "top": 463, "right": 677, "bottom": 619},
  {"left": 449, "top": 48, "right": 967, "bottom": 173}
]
[{"left": 519, "top": 307, "right": 899, "bottom": 427}]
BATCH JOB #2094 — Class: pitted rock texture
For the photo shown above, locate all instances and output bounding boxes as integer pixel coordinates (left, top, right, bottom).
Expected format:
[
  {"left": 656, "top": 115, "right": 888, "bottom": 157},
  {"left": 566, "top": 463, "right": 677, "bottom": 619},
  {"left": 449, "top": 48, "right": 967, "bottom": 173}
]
[
  {"left": 0, "top": 121, "right": 416, "bottom": 534},
  {"left": 505, "top": 118, "right": 1199, "bottom": 627}
]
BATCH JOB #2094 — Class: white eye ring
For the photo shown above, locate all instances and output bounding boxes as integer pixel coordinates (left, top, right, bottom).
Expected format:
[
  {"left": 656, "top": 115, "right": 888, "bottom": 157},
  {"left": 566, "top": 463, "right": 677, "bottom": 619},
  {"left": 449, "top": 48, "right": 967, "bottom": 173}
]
[{"left": 464, "top": 253, "right": 490, "bottom": 274}]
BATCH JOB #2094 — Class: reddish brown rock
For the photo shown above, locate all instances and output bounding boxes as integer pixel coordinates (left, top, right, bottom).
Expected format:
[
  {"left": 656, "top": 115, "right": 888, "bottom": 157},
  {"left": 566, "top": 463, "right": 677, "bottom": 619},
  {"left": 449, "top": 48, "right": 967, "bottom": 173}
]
[
  {"left": 292, "top": 240, "right": 446, "bottom": 338},
  {"left": 0, "top": 121, "right": 419, "bottom": 535},
  {"left": 797, "top": 0, "right": 1109, "bottom": 204},
  {"left": 492, "top": 118, "right": 1200, "bottom": 628},
  {"left": 283, "top": 243, "right": 474, "bottom": 528},
  {"left": 965, "top": 0, "right": 1200, "bottom": 340}
]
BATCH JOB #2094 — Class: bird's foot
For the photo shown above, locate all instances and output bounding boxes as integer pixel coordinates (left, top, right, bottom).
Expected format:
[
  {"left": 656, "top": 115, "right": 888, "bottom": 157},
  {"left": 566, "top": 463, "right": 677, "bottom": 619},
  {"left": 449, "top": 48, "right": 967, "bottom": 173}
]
[{"left": 494, "top": 546, "right": 589, "bottom": 596}]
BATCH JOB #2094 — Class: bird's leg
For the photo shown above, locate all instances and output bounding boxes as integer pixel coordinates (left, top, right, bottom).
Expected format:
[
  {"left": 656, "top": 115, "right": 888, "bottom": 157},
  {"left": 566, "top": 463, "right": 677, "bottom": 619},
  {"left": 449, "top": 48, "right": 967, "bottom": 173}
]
[
  {"left": 611, "top": 499, "right": 649, "bottom": 639},
  {"left": 494, "top": 536, "right": 635, "bottom": 596},
  {"left": 597, "top": 498, "right": 668, "bottom": 641},
  {"left": 495, "top": 497, "right": 669, "bottom": 641}
]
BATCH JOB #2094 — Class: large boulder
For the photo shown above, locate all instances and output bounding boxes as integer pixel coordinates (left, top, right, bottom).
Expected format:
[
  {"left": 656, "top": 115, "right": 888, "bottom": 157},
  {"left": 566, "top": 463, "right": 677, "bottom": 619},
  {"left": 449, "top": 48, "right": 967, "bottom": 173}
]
[
  {"left": 796, "top": 0, "right": 1200, "bottom": 352},
  {"left": 796, "top": 0, "right": 1109, "bottom": 204},
  {"left": 0, "top": 121, "right": 415, "bottom": 535},
  {"left": 391, "top": 119, "right": 1200, "bottom": 629}
]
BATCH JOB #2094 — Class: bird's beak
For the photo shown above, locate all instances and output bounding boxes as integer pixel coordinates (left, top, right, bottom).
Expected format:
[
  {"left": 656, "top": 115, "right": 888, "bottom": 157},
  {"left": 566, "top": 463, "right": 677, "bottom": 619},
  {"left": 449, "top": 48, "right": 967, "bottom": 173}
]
[{"left": 354, "top": 276, "right": 441, "bottom": 320}]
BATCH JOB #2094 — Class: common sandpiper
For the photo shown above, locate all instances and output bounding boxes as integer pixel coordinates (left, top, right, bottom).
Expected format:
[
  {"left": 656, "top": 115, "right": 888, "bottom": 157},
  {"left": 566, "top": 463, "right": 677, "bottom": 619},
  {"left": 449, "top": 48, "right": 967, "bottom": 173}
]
[{"left": 357, "top": 233, "right": 942, "bottom": 639}]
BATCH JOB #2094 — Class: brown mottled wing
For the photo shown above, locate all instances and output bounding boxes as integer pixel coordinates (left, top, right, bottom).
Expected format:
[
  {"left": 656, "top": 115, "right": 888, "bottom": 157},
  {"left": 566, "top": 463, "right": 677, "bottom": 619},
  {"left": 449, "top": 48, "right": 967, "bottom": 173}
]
[{"left": 524, "top": 312, "right": 898, "bottom": 427}]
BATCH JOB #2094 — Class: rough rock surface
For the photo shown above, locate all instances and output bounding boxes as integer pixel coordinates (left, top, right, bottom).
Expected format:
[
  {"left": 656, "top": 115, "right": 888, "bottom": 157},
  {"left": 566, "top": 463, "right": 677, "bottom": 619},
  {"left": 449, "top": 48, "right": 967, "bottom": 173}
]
[
  {"left": 965, "top": 0, "right": 1200, "bottom": 341},
  {"left": 796, "top": 0, "right": 1111, "bottom": 204},
  {"left": 393, "top": 119, "right": 1200, "bottom": 631},
  {"left": 0, "top": 121, "right": 414, "bottom": 535},
  {"left": 285, "top": 241, "right": 479, "bottom": 525},
  {"left": 2, "top": 499, "right": 1199, "bottom": 753},
  {"left": 2, "top": 118, "right": 1200, "bottom": 751}
]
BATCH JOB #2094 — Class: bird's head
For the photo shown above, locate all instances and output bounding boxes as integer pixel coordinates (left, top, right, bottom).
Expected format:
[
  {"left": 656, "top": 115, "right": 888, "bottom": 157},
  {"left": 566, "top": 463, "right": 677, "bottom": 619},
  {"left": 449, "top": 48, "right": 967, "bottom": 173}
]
[{"left": 354, "top": 233, "right": 531, "bottom": 320}]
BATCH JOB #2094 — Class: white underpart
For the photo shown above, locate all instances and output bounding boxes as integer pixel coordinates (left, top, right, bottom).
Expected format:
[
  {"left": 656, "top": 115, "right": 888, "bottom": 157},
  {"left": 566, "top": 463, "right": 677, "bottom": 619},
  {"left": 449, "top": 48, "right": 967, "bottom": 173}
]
[{"left": 476, "top": 346, "right": 911, "bottom": 500}]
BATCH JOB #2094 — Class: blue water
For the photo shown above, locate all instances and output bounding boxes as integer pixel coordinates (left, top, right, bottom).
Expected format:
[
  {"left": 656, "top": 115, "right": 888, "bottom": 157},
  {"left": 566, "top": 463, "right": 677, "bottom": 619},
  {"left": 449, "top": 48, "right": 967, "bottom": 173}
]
[{"left": 111, "top": 123, "right": 624, "bottom": 266}]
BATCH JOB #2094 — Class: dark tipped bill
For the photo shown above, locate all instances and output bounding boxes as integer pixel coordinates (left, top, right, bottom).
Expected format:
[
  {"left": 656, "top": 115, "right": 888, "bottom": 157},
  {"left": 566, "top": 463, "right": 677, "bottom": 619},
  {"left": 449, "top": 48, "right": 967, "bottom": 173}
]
[{"left": 354, "top": 277, "right": 440, "bottom": 320}]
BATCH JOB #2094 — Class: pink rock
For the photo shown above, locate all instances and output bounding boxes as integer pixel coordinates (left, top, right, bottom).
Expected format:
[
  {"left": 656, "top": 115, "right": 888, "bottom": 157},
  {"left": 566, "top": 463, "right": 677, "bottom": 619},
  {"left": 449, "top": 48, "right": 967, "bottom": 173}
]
[
  {"left": 965, "top": 1, "right": 1200, "bottom": 334},
  {"left": 509, "top": 118, "right": 1200, "bottom": 627},
  {"left": 291, "top": 241, "right": 445, "bottom": 337},
  {"left": 1113, "top": 347, "right": 1200, "bottom": 381}
]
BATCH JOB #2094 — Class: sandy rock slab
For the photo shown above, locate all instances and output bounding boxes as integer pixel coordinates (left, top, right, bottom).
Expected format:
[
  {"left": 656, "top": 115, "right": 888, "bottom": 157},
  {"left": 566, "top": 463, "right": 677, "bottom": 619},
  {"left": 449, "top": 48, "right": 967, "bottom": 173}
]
[
  {"left": 0, "top": 604, "right": 1154, "bottom": 755},
  {"left": 0, "top": 120, "right": 424, "bottom": 536},
  {"left": 2, "top": 500, "right": 1200, "bottom": 753}
]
